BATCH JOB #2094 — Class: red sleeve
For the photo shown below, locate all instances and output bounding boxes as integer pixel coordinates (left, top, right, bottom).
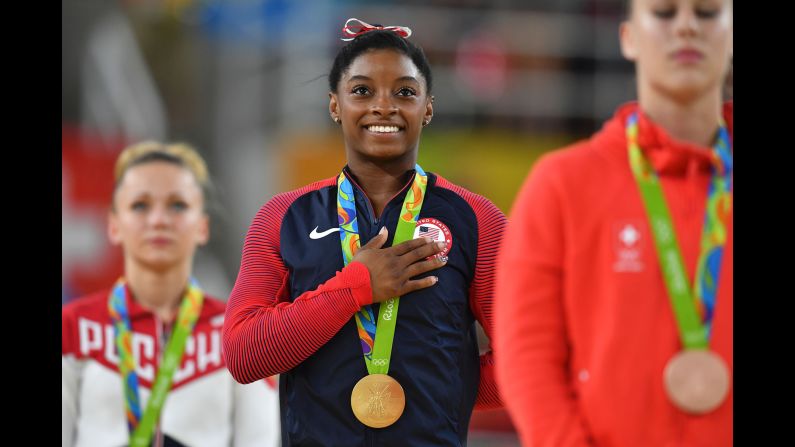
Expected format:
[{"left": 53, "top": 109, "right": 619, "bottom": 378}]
[
  {"left": 62, "top": 294, "right": 102, "bottom": 356},
  {"left": 222, "top": 180, "right": 374, "bottom": 384},
  {"left": 436, "top": 177, "right": 504, "bottom": 410},
  {"left": 62, "top": 304, "right": 77, "bottom": 356},
  {"left": 494, "top": 155, "right": 593, "bottom": 446}
]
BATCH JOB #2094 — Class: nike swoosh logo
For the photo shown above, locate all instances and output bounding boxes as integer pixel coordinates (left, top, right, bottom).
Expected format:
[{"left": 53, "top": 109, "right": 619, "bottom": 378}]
[{"left": 309, "top": 226, "right": 340, "bottom": 239}]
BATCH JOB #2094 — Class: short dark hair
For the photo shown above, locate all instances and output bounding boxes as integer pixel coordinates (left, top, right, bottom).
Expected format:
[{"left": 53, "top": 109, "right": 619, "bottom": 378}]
[{"left": 328, "top": 29, "right": 433, "bottom": 94}]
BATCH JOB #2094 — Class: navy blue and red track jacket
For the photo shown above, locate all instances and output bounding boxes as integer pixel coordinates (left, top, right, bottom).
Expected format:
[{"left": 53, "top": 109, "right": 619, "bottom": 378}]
[{"left": 223, "top": 168, "right": 505, "bottom": 446}]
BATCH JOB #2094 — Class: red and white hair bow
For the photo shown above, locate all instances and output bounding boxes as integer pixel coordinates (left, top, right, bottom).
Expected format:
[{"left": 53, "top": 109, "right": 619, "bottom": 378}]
[{"left": 341, "top": 18, "right": 412, "bottom": 41}]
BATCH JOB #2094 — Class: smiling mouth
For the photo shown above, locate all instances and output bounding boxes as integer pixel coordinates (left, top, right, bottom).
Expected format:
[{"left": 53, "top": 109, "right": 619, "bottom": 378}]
[{"left": 365, "top": 125, "right": 403, "bottom": 134}]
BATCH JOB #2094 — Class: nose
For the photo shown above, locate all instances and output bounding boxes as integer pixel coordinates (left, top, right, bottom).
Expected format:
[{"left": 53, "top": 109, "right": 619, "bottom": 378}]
[
  {"left": 370, "top": 92, "right": 397, "bottom": 116},
  {"left": 674, "top": 8, "right": 699, "bottom": 38},
  {"left": 147, "top": 204, "right": 171, "bottom": 228}
]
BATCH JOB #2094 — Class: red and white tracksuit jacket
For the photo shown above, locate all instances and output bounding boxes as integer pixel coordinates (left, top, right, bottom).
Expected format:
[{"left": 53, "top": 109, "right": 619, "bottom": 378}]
[{"left": 62, "top": 289, "right": 280, "bottom": 447}]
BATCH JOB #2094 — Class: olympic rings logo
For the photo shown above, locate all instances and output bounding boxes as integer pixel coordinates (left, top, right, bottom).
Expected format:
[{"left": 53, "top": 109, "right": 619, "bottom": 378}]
[{"left": 372, "top": 359, "right": 388, "bottom": 366}]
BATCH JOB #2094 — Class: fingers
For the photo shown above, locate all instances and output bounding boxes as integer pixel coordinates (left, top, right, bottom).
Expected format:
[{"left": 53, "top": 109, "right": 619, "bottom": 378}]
[
  {"left": 403, "top": 255, "right": 448, "bottom": 279},
  {"left": 390, "top": 235, "right": 434, "bottom": 256},
  {"left": 399, "top": 275, "right": 439, "bottom": 296},
  {"left": 373, "top": 261, "right": 443, "bottom": 302},
  {"left": 401, "top": 240, "right": 447, "bottom": 265},
  {"left": 360, "top": 226, "right": 388, "bottom": 250}
]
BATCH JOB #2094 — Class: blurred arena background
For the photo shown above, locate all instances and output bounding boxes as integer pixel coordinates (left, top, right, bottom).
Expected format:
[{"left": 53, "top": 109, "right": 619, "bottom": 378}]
[{"left": 62, "top": 1, "right": 635, "bottom": 445}]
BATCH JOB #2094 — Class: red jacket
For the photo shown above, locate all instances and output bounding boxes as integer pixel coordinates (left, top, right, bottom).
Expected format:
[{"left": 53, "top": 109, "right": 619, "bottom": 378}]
[{"left": 494, "top": 102, "right": 733, "bottom": 447}]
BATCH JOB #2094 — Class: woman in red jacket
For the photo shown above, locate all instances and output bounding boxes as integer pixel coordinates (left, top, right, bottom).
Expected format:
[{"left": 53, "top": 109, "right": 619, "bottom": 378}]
[{"left": 494, "top": 0, "right": 733, "bottom": 446}]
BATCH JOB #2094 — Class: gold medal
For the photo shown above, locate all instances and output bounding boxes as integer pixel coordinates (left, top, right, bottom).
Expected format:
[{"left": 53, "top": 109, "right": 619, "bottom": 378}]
[
  {"left": 350, "top": 374, "right": 405, "bottom": 428},
  {"left": 663, "top": 349, "right": 730, "bottom": 414}
]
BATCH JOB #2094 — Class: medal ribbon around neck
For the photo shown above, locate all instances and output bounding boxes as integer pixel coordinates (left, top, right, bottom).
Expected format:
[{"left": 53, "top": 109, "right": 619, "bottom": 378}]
[
  {"left": 336, "top": 164, "right": 428, "bottom": 374},
  {"left": 108, "top": 277, "right": 204, "bottom": 447},
  {"left": 626, "top": 112, "right": 732, "bottom": 349}
]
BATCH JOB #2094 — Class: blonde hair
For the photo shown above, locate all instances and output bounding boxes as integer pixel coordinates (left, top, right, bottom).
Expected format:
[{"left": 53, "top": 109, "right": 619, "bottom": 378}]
[
  {"left": 115, "top": 140, "right": 209, "bottom": 185},
  {"left": 113, "top": 140, "right": 214, "bottom": 210}
]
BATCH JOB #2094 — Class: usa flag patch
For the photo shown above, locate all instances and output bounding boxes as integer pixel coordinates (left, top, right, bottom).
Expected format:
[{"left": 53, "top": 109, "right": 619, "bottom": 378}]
[{"left": 413, "top": 217, "right": 452, "bottom": 258}]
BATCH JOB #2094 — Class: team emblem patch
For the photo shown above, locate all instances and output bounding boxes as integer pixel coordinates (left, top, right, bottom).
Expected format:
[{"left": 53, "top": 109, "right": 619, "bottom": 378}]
[
  {"left": 613, "top": 220, "right": 645, "bottom": 272},
  {"left": 413, "top": 218, "right": 452, "bottom": 258}
]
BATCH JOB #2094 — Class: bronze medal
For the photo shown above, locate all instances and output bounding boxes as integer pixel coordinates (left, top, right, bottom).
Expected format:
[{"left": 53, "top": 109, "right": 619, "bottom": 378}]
[
  {"left": 663, "top": 349, "right": 730, "bottom": 414},
  {"left": 350, "top": 374, "right": 405, "bottom": 428}
]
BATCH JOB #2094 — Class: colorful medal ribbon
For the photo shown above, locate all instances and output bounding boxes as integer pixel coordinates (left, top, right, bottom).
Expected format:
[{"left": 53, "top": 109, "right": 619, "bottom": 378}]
[
  {"left": 626, "top": 112, "right": 732, "bottom": 348},
  {"left": 337, "top": 165, "right": 428, "bottom": 374},
  {"left": 108, "top": 277, "right": 205, "bottom": 447}
]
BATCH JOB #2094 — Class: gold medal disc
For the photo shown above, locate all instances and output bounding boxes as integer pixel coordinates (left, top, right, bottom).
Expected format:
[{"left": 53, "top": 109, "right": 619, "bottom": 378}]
[
  {"left": 350, "top": 374, "right": 405, "bottom": 428},
  {"left": 663, "top": 349, "right": 730, "bottom": 414}
]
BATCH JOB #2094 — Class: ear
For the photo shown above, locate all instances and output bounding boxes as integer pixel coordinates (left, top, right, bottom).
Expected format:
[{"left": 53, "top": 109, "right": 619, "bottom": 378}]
[
  {"left": 728, "top": 4, "right": 733, "bottom": 59},
  {"left": 108, "top": 211, "right": 122, "bottom": 246},
  {"left": 196, "top": 214, "right": 210, "bottom": 246},
  {"left": 424, "top": 95, "right": 434, "bottom": 126},
  {"left": 619, "top": 21, "right": 638, "bottom": 61},
  {"left": 329, "top": 92, "right": 340, "bottom": 122}
]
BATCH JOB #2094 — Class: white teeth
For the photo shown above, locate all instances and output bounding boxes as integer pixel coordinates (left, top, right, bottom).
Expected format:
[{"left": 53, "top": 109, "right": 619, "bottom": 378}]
[{"left": 367, "top": 125, "right": 400, "bottom": 133}]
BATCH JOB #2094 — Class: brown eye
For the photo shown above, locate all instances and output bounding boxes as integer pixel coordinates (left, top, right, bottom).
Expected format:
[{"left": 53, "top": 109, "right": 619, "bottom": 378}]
[
  {"left": 352, "top": 86, "right": 371, "bottom": 95},
  {"left": 396, "top": 87, "right": 416, "bottom": 97}
]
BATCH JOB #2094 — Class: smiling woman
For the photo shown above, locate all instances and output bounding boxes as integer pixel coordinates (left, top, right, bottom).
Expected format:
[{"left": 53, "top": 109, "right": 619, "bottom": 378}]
[
  {"left": 329, "top": 48, "right": 432, "bottom": 187},
  {"left": 222, "top": 18, "right": 506, "bottom": 446}
]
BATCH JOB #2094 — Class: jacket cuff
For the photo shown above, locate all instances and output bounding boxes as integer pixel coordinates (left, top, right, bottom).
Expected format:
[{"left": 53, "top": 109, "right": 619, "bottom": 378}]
[{"left": 339, "top": 261, "right": 373, "bottom": 307}]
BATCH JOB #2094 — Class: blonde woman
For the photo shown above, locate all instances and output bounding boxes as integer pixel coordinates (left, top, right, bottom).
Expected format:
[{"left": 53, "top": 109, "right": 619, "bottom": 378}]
[{"left": 62, "top": 141, "right": 280, "bottom": 447}]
